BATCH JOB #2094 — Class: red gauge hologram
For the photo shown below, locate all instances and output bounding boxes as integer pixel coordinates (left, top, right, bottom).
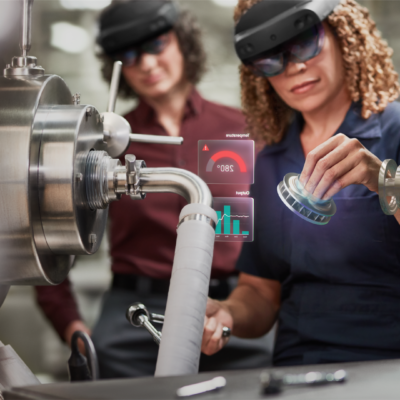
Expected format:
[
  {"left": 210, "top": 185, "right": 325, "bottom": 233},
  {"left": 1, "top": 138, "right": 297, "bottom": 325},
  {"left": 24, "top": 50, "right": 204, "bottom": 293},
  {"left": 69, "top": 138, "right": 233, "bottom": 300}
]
[
  {"left": 206, "top": 151, "right": 247, "bottom": 173},
  {"left": 198, "top": 140, "right": 254, "bottom": 185}
]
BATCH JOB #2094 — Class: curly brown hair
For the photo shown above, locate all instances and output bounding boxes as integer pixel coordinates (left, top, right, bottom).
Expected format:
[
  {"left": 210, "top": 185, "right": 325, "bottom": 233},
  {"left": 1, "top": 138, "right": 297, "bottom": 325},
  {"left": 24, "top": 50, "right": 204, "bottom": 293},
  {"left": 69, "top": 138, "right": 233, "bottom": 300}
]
[
  {"left": 235, "top": 0, "right": 400, "bottom": 145},
  {"left": 98, "top": 8, "right": 207, "bottom": 99}
]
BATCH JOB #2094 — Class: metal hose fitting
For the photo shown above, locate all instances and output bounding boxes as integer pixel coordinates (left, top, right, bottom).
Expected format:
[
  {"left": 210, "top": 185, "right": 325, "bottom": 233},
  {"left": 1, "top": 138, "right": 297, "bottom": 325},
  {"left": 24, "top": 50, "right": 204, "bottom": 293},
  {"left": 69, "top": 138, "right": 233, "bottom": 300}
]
[{"left": 85, "top": 151, "right": 122, "bottom": 210}]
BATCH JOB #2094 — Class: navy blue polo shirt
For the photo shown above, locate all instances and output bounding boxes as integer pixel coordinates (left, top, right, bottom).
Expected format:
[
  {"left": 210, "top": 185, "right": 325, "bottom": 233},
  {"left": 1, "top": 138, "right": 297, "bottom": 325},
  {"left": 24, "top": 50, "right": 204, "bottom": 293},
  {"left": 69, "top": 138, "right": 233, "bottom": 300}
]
[{"left": 237, "top": 101, "right": 400, "bottom": 366}]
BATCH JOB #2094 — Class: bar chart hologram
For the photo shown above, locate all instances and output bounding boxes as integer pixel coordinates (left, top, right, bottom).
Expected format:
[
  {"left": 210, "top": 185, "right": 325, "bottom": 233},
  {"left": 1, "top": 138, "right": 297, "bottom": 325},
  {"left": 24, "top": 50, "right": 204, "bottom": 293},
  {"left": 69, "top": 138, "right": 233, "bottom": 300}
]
[{"left": 213, "top": 197, "right": 254, "bottom": 242}]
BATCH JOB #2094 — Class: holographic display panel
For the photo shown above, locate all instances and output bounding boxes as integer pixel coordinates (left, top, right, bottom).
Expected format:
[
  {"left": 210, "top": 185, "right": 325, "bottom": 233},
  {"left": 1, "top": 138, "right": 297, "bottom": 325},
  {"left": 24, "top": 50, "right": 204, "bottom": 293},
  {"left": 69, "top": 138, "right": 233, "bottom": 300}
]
[
  {"left": 214, "top": 197, "right": 254, "bottom": 242},
  {"left": 198, "top": 140, "right": 254, "bottom": 184}
]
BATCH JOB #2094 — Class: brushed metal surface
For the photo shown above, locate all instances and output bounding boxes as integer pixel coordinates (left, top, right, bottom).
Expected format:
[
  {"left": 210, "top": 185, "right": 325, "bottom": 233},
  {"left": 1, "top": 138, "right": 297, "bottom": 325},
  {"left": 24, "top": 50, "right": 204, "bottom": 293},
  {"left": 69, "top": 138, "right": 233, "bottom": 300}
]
[
  {"left": 0, "top": 74, "right": 105, "bottom": 285},
  {"left": 140, "top": 167, "right": 213, "bottom": 205},
  {"left": 37, "top": 105, "right": 107, "bottom": 254}
]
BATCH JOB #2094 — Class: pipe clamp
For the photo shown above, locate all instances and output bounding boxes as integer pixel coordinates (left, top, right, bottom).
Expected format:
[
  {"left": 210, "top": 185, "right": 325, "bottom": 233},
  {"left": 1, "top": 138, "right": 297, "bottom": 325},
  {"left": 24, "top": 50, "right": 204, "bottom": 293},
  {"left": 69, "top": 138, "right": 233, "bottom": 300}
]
[{"left": 177, "top": 214, "right": 216, "bottom": 230}]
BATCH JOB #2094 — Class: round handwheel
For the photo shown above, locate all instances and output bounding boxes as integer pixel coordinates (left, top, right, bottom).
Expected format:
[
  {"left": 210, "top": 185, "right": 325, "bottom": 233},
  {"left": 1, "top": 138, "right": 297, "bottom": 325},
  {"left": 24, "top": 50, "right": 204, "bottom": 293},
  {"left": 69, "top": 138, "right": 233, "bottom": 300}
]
[{"left": 379, "top": 159, "right": 398, "bottom": 215}]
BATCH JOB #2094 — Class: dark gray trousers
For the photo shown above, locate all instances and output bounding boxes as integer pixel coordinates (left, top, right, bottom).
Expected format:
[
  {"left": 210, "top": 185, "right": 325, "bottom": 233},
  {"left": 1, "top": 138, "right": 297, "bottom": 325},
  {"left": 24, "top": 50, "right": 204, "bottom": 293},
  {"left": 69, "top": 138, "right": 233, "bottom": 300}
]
[{"left": 91, "top": 287, "right": 273, "bottom": 379}]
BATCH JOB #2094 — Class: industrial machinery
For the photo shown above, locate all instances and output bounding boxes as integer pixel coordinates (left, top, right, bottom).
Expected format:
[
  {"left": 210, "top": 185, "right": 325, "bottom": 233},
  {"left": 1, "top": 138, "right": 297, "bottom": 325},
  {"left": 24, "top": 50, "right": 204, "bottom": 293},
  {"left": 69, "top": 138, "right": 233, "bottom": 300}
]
[
  {"left": 0, "top": 0, "right": 218, "bottom": 383},
  {"left": 1, "top": 2, "right": 400, "bottom": 400}
]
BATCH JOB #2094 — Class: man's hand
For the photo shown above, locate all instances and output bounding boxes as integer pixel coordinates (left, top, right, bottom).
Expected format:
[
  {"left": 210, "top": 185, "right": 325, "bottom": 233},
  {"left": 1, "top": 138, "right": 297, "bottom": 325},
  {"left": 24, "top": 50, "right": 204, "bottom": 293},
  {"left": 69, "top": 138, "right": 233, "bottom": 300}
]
[
  {"left": 64, "top": 320, "right": 91, "bottom": 355},
  {"left": 201, "top": 298, "right": 233, "bottom": 356}
]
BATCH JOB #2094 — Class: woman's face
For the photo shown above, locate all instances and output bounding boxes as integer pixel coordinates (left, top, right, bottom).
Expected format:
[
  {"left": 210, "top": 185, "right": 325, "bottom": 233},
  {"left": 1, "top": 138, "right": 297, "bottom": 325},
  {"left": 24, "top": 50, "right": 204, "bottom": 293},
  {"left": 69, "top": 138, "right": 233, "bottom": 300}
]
[
  {"left": 121, "top": 31, "right": 187, "bottom": 99},
  {"left": 267, "top": 22, "right": 348, "bottom": 114}
]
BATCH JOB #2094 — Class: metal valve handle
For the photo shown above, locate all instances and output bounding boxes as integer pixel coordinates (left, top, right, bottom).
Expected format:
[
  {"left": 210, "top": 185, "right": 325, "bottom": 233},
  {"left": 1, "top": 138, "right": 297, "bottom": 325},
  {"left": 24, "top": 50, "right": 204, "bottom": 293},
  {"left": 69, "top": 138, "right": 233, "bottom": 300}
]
[
  {"left": 126, "top": 303, "right": 162, "bottom": 345},
  {"left": 107, "top": 61, "right": 122, "bottom": 114},
  {"left": 4, "top": 0, "right": 44, "bottom": 77},
  {"left": 100, "top": 61, "right": 183, "bottom": 158},
  {"left": 126, "top": 303, "right": 231, "bottom": 346},
  {"left": 21, "top": 0, "right": 34, "bottom": 57},
  {"left": 129, "top": 133, "right": 183, "bottom": 146}
]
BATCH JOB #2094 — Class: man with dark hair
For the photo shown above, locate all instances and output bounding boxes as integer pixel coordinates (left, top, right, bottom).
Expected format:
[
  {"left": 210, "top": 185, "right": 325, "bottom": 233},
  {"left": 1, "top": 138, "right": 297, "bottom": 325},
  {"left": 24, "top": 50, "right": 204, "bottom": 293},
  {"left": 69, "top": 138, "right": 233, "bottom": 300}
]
[{"left": 35, "top": 0, "right": 271, "bottom": 378}]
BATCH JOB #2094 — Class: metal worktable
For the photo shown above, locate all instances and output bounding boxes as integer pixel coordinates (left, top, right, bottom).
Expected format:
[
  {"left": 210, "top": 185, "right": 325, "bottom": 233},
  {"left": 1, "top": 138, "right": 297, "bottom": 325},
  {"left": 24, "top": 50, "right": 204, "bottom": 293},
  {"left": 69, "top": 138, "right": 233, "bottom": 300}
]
[{"left": 4, "top": 359, "right": 400, "bottom": 400}]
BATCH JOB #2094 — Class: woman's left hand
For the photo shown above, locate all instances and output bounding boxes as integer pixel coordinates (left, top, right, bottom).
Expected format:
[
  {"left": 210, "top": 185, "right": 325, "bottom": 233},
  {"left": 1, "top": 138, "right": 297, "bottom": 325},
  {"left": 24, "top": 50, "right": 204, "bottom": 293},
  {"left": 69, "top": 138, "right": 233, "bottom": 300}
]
[{"left": 299, "top": 133, "right": 382, "bottom": 199}]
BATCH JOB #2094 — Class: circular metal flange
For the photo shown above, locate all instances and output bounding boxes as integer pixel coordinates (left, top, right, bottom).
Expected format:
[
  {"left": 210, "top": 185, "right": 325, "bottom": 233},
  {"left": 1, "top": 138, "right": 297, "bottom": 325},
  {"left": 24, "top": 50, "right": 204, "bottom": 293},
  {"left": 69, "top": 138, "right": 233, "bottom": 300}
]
[
  {"left": 277, "top": 173, "right": 336, "bottom": 225},
  {"left": 36, "top": 104, "right": 107, "bottom": 256},
  {"left": 379, "top": 159, "right": 398, "bottom": 215}
]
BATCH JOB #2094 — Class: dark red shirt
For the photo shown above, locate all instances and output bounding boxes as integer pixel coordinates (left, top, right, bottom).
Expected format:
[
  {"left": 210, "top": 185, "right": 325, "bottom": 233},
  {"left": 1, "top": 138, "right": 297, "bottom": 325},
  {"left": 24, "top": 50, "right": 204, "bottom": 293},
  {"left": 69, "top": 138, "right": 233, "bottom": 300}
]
[{"left": 35, "top": 89, "right": 247, "bottom": 337}]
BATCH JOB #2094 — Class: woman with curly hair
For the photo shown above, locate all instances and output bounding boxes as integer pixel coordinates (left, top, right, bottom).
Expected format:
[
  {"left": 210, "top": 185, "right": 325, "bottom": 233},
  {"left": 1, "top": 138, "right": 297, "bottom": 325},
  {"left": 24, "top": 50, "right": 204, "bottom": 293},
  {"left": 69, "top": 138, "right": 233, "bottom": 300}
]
[{"left": 202, "top": 0, "right": 400, "bottom": 366}]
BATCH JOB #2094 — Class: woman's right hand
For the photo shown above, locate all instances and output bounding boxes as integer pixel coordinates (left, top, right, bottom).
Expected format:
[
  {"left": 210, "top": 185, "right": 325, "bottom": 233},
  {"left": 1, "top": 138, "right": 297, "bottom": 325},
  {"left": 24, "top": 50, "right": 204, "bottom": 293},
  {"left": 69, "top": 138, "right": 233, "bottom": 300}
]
[{"left": 201, "top": 298, "right": 233, "bottom": 356}]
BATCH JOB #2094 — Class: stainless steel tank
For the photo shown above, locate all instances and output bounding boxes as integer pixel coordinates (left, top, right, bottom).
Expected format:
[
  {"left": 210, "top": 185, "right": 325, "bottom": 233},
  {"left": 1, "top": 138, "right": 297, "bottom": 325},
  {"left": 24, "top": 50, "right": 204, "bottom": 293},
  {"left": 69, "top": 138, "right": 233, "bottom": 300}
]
[
  {"left": 0, "top": 0, "right": 116, "bottom": 286},
  {"left": 0, "top": 73, "right": 108, "bottom": 285}
]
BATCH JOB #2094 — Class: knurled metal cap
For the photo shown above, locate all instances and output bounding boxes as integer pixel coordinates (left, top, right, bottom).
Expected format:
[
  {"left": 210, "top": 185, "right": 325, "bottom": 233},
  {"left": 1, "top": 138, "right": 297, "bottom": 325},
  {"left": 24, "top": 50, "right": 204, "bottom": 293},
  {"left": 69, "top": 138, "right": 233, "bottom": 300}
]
[{"left": 277, "top": 173, "right": 336, "bottom": 225}]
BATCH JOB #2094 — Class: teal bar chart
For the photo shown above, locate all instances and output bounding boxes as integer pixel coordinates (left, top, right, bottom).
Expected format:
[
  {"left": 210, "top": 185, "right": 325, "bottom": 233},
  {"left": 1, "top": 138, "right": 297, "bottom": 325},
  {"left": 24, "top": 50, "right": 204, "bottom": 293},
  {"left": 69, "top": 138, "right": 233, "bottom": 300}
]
[
  {"left": 216, "top": 212, "right": 222, "bottom": 234},
  {"left": 233, "top": 220, "right": 240, "bottom": 235},
  {"left": 213, "top": 197, "right": 254, "bottom": 242},
  {"left": 224, "top": 206, "right": 231, "bottom": 234}
]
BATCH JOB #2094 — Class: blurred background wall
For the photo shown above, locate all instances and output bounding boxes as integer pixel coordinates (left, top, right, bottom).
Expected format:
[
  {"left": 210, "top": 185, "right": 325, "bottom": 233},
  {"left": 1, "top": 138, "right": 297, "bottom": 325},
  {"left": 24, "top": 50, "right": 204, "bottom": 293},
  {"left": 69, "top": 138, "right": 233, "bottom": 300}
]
[{"left": 0, "top": 0, "right": 398, "bottom": 382}]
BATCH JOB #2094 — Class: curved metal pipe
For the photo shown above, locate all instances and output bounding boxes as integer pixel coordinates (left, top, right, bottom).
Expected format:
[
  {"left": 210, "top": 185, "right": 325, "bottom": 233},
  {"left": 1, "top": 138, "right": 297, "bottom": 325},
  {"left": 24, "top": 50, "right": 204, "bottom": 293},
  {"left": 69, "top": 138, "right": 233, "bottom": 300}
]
[{"left": 139, "top": 168, "right": 213, "bottom": 207}]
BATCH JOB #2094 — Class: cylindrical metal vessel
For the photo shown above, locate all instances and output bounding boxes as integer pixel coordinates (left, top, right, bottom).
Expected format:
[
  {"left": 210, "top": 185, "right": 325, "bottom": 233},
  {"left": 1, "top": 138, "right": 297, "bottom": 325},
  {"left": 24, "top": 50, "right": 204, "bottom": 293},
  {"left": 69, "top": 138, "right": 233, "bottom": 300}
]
[{"left": 0, "top": 74, "right": 106, "bottom": 285}]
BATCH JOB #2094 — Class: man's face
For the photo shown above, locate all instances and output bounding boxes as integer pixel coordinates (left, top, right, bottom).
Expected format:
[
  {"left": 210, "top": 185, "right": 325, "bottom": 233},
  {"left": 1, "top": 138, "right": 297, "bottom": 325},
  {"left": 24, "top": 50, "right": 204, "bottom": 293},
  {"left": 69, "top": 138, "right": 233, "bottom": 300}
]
[{"left": 121, "top": 31, "right": 187, "bottom": 100}]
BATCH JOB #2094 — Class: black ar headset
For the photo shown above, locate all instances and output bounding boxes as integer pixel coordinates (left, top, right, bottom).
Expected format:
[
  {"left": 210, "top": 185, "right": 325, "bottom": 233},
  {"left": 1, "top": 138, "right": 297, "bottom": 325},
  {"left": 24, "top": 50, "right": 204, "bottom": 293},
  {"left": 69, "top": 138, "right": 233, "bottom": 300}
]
[
  {"left": 98, "top": 0, "right": 179, "bottom": 56},
  {"left": 235, "top": 0, "right": 340, "bottom": 64}
]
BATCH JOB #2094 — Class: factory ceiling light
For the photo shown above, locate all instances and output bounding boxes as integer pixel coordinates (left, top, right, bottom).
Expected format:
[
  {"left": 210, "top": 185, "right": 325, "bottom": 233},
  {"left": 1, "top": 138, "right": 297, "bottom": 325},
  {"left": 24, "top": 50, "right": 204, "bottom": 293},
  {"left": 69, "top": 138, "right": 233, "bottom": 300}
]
[
  {"left": 211, "top": 0, "right": 238, "bottom": 7},
  {"left": 59, "top": 0, "right": 112, "bottom": 10},
  {"left": 50, "top": 22, "right": 90, "bottom": 54}
]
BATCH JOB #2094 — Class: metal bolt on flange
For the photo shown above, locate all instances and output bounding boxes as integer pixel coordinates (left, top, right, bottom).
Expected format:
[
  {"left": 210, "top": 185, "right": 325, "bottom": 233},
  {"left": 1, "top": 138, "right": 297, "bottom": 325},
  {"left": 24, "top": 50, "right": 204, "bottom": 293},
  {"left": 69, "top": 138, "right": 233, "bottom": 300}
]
[
  {"left": 72, "top": 93, "right": 81, "bottom": 105},
  {"left": 89, "top": 233, "right": 97, "bottom": 244}
]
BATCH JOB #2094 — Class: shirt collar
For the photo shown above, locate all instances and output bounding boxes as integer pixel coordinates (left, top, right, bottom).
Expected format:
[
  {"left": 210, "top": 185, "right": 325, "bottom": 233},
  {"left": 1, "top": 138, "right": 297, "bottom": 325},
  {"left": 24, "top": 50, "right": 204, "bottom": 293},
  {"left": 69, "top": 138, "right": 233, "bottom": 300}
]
[
  {"left": 186, "top": 88, "right": 203, "bottom": 117},
  {"left": 260, "top": 102, "right": 382, "bottom": 158},
  {"left": 135, "top": 87, "right": 204, "bottom": 125}
]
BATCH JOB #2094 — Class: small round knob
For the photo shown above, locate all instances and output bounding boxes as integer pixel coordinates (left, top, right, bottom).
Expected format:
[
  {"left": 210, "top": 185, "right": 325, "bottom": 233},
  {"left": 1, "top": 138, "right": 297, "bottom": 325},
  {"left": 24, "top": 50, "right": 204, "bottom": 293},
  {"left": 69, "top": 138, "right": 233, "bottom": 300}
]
[{"left": 126, "top": 303, "right": 150, "bottom": 327}]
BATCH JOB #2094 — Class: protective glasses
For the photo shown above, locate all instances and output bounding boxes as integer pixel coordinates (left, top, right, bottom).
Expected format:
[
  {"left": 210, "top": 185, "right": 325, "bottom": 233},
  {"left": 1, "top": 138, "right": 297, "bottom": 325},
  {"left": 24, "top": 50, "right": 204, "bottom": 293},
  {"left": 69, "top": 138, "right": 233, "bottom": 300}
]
[
  {"left": 246, "top": 23, "right": 325, "bottom": 78},
  {"left": 115, "top": 33, "right": 171, "bottom": 67}
]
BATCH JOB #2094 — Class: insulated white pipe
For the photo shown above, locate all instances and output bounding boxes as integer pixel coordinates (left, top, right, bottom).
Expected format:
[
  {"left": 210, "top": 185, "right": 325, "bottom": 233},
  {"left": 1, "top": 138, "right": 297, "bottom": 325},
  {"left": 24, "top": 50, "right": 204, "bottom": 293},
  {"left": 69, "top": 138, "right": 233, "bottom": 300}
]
[{"left": 155, "top": 203, "right": 218, "bottom": 377}]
